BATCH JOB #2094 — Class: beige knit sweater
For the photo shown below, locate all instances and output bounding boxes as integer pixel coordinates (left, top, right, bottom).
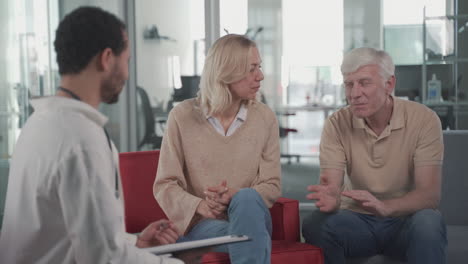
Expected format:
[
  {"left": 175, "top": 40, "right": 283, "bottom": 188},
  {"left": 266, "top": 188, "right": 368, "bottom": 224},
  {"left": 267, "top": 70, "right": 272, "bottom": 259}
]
[{"left": 154, "top": 98, "right": 281, "bottom": 234}]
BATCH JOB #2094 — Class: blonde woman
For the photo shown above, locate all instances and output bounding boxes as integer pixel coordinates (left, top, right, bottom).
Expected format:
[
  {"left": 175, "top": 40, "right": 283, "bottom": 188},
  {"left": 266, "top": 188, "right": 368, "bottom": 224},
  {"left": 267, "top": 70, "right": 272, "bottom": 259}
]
[{"left": 154, "top": 34, "right": 281, "bottom": 264}]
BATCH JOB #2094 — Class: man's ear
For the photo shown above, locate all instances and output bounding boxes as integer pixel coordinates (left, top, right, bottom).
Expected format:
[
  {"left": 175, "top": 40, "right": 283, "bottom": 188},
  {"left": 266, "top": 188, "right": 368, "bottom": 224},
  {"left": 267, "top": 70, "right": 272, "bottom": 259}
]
[
  {"left": 386, "top": 75, "right": 396, "bottom": 95},
  {"left": 97, "top": 47, "right": 114, "bottom": 72}
]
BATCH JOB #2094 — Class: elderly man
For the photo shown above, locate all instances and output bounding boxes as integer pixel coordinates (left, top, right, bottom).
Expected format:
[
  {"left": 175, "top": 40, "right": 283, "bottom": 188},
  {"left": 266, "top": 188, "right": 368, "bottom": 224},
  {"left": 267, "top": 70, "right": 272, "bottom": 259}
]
[{"left": 302, "top": 47, "right": 447, "bottom": 264}]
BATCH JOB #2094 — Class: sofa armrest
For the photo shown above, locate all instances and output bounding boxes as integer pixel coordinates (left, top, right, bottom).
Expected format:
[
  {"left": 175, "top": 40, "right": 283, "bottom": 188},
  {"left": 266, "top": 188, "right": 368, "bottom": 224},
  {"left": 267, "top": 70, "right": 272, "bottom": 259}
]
[
  {"left": 269, "top": 197, "right": 300, "bottom": 242},
  {"left": 120, "top": 151, "right": 167, "bottom": 233}
]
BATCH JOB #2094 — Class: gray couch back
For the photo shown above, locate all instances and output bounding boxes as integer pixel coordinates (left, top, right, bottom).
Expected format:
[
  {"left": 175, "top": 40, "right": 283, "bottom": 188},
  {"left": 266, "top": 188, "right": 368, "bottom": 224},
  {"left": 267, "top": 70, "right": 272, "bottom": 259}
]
[{"left": 440, "top": 130, "right": 468, "bottom": 225}]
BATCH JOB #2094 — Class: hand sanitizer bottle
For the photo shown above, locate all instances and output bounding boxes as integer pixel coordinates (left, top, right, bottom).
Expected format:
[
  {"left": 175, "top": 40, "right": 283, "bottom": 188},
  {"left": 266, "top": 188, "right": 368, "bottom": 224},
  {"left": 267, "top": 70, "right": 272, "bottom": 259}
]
[{"left": 427, "top": 74, "right": 441, "bottom": 102}]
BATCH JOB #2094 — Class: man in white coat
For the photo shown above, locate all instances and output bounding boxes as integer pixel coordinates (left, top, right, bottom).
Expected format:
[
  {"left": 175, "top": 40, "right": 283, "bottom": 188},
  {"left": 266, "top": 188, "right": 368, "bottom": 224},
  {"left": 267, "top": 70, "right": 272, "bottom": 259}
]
[{"left": 0, "top": 6, "right": 190, "bottom": 264}]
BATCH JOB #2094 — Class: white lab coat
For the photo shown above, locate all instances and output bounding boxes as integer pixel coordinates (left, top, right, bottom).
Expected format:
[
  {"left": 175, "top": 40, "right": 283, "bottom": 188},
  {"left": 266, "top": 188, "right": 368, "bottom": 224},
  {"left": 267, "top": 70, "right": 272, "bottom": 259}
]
[{"left": 0, "top": 97, "right": 182, "bottom": 264}]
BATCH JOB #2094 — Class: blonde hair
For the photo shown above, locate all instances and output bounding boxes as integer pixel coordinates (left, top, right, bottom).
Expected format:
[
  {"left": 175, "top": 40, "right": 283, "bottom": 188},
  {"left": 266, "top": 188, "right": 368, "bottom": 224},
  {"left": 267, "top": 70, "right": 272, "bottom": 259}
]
[
  {"left": 198, "top": 34, "right": 257, "bottom": 115},
  {"left": 341, "top": 47, "right": 395, "bottom": 79}
]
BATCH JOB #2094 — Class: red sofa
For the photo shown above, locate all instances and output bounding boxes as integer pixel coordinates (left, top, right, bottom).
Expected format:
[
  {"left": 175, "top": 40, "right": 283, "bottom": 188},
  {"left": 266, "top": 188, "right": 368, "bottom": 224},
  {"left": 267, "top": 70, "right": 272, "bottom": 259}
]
[{"left": 119, "top": 150, "right": 323, "bottom": 264}]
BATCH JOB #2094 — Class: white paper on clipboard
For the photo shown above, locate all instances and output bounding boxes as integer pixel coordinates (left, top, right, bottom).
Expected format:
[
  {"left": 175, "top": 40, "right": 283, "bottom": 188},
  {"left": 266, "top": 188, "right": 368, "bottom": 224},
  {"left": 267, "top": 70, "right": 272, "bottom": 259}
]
[{"left": 143, "top": 235, "right": 250, "bottom": 255}]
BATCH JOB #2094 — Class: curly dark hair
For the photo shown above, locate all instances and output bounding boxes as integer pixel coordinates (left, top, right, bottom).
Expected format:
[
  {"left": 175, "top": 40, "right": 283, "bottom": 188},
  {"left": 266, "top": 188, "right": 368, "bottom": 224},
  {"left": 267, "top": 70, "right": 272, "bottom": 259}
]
[{"left": 54, "top": 6, "right": 127, "bottom": 75}]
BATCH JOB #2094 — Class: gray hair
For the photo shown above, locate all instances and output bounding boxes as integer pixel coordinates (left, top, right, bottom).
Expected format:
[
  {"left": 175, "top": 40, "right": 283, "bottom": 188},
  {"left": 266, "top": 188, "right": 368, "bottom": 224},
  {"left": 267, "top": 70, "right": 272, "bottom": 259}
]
[
  {"left": 198, "top": 34, "right": 257, "bottom": 115},
  {"left": 341, "top": 47, "right": 395, "bottom": 79}
]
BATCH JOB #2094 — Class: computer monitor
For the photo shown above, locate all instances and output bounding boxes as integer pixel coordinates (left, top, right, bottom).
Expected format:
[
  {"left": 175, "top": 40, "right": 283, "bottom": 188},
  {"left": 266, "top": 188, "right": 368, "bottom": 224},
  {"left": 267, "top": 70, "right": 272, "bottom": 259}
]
[{"left": 173, "top": 76, "right": 201, "bottom": 102}]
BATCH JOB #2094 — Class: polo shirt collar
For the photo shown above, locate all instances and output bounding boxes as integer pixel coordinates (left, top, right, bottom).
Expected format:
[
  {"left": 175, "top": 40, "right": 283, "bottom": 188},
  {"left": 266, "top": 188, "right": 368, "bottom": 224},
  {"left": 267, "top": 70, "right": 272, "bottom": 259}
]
[
  {"left": 388, "top": 96, "right": 405, "bottom": 130},
  {"left": 352, "top": 95, "right": 405, "bottom": 131},
  {"left": 352, "top": 114, "right": 366, "bottom": 129}
]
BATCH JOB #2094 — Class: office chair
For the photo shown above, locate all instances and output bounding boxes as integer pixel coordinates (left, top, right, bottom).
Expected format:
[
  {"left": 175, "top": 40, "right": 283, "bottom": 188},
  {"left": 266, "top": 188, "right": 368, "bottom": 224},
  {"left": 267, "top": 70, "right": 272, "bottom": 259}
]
[
  {"left": 136, "top": 86, "right": 164, "bottom": 150},
  {"left": 259, "top": 92, "right": 301, "bottom": 164},
  {"left": 279, "top": 125, "right": 301, "bottom": 164}
]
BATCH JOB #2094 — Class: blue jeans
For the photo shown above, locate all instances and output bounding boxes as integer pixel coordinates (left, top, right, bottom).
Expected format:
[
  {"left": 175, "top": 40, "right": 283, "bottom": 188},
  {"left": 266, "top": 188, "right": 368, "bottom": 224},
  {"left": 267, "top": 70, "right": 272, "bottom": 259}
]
[
  {"left": 302, "top": 209, "right": 447, "bottom": 264},
  {"left": 178, "top": 188, "right": 272, "bottom": 264}
]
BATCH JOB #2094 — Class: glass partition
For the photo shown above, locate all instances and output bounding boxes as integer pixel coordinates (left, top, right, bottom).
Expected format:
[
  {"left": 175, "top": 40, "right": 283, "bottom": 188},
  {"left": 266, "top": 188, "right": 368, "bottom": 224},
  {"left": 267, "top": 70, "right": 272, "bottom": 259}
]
[
  {"left": 0, "top": 0, "right": 59, "bottom": 228},
  {"left": 134, "top": 0, "right": 205, "bottom": 150}
]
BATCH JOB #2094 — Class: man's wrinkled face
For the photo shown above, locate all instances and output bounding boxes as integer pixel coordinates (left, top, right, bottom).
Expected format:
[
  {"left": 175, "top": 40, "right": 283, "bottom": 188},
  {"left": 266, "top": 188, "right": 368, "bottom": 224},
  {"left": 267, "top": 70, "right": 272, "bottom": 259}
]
[{"left": 343, "top": 64, "right": 393, "bottom": 119}]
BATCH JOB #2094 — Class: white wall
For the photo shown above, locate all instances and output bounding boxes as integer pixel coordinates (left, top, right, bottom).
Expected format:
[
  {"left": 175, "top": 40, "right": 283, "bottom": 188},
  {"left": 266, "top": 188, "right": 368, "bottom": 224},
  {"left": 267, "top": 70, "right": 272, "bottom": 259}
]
[
  {"left": 220, "top": 0, "right": 248, "bottom": 35},
  {"left": 135, "top": 0, "right": 204, "bottom": 108},
  {"left": 61, "top": 0, "right": 123, "bottom": 18},
  {"left": 283, "top": 0, "right": 344, "bottom": 66}
]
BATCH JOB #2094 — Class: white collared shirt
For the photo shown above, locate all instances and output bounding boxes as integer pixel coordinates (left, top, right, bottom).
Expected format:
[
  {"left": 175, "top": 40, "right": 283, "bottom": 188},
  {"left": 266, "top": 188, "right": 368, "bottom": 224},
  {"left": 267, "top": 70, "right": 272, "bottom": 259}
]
[
  {"left": 205, "top": 104, "right": 248, "bottom": 136},
  {"left": 0, "top": 97, "right": 182, "bottom": 264}
]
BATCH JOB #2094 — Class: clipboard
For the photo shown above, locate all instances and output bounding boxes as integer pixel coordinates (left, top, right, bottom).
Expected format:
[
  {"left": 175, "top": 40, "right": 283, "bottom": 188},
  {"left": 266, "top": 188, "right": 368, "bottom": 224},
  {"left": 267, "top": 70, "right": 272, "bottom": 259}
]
[{"left": 143, "top": 235, "right": 250, "bottom": 255}]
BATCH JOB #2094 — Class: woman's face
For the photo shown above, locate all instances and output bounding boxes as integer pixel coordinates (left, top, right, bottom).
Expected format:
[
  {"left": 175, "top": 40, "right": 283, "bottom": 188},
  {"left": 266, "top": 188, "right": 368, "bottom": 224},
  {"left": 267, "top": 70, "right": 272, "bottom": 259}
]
[{"left": 228, "top": 47, "right": 264, "bottom": 101}]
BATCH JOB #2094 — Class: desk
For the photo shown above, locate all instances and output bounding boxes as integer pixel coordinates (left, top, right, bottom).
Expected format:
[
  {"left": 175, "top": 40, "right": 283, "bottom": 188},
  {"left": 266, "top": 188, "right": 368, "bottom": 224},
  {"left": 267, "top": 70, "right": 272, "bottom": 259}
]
[
  {"left": 276, "top": 104, "right": 342, "bottom": 120},
  {"left": 275, "top": 104, "right": 343, "bottom": 163}
]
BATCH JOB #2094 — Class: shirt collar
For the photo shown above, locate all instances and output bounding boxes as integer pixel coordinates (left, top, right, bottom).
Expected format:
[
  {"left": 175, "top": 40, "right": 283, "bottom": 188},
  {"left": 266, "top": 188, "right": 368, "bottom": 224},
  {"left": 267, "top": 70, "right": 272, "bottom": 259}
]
[
  {"left": 204, "top": 103, "right": 248, "bottom": 122},
  {"left": 352, "top": 95, "right": 405, "bottom": 131},
  {"left": 388, "top": 96, "right": 405, "bottom": 130},
  {"left": 30, "top": 96, "right": 108, "bottom": 127}
]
